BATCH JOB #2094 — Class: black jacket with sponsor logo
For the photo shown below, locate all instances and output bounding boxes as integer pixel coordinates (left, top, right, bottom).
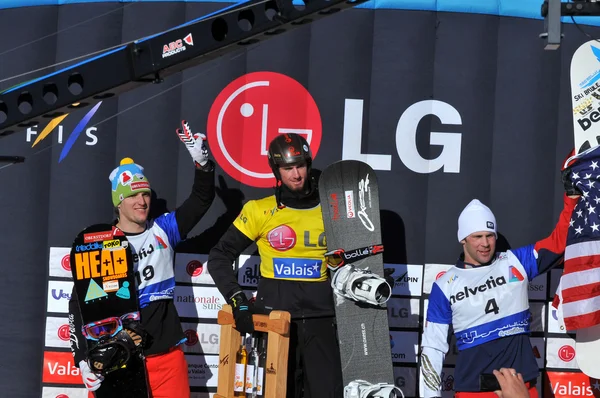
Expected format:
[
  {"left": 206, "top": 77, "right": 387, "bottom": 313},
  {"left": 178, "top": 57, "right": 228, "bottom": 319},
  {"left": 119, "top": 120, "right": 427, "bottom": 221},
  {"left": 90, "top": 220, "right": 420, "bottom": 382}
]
[{"left": 68, "top": 163, "right": 215, "bottom": 365}]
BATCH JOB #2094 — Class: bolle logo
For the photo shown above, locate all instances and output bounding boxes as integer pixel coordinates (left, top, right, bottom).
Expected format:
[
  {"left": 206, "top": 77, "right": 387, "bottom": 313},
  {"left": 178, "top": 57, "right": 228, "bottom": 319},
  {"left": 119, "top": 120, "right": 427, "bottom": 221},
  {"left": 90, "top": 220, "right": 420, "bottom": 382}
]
[
  {"left": 186, "top": 260, "right": 204, "bottom": 277},
  {"left": 207, "top": 72, "right": 322, "bottom": 188},
  {"left": 267, "top": 225, "right": 297, "bottom": 251},
  {"left": 344, "top": 190, "right": 355, "bottom": 218},
  {"left": 184, "top": 329, "right": 199, "bottom": 346},
  {"left": 57, "top": 324, "right": 70, "bottom": 341},
  {"left": 329, "top": 193, "right": 340, "bottom": 220},
  {"left": 52, "top": 289, "right": 71, "bottom": 301},
  {"left": 449, "top": 276, "right": 506, "bottom": 304},
  {"left": 61, "top": 255, "right": 70, "bottom": 272},
  {"left": 343, "top": 99, "right": 462, "bottom": 173},
  {"left": 26, "top": 102, "right": 102, "bottom": 163},
  {"left": 558, "top": 345, "right": 576, "bottom": 362},
  {"left": 436, "top": 271, "right": 446, "bottom": 280}
]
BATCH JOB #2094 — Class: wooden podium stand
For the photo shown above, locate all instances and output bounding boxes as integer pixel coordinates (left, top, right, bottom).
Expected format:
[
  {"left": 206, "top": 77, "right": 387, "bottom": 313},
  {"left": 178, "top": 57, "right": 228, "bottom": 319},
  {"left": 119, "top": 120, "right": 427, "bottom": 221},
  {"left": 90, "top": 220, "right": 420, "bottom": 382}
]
[{"left": 215, "top": 305, "right": 290, "bottom": 398}]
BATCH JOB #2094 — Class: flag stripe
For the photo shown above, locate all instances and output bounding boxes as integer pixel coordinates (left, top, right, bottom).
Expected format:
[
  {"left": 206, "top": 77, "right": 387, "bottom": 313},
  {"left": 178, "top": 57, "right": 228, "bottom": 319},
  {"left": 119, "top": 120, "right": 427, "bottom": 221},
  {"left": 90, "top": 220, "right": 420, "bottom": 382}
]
[
  {"left": 564, "top": 308, "right": 600, "bottom": 331},
  {"left": 559, "top": 266, "right": 600, "bottom": 291},
  {"left": 562, "top": 282, "right": 600, "bottom": 304}
]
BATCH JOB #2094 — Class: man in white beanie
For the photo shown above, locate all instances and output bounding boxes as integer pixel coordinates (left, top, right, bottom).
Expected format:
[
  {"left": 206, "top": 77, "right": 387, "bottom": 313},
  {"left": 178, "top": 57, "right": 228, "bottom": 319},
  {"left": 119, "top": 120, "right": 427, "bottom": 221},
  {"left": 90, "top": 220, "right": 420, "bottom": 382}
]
[{"left": 420, "top": 166, "right": 581, "bottom": 397}]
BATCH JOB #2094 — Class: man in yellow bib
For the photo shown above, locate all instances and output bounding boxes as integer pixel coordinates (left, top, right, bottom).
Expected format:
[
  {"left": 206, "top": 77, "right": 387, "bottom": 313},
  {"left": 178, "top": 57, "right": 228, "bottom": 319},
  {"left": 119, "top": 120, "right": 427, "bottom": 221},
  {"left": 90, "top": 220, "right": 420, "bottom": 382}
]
[{"left": 208, "top": 133, "right": 342, "bottom": 398}]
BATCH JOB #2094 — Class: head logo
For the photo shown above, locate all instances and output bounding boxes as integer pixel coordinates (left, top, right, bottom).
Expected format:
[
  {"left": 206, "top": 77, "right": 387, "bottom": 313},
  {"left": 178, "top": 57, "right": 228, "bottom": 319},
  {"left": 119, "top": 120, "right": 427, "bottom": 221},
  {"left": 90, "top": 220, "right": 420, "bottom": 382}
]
[
  {"left": 61, "top": 255, "right": 71, "bottom": 272},
  {"left": 57, "top": 324, "right": 70, "bottom": 341},
  {"left": 207, "top": 72, "right": 322, "bottom": 187},
  {"left": 186, "top": 260, "right": 204, "bottom": 277},
  {"left": 267, "top": 225, "right": 296, "bottom": 251},
  {"left": 558, "top": 345, "right": 576, "bottom": 362},
  {"left": 29, "top": 101, "right": 102, "bottom": 163},
  {"left": 436, "top": 271, "right": 446, "bottom": 280},
  {"left": 184, "top": 329, "right": 199, "bottom": 346}
]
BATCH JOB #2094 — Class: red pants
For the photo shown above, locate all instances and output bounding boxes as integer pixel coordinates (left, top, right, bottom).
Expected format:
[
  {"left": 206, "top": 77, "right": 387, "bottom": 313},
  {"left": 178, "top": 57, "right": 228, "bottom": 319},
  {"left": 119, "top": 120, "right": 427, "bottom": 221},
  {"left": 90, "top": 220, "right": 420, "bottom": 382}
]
[
  {"left": 146, "top": 346, "right": 190, "bottom": 398},
  {"left": 455, "top": 386, "right": 538, "bottom": 398}
]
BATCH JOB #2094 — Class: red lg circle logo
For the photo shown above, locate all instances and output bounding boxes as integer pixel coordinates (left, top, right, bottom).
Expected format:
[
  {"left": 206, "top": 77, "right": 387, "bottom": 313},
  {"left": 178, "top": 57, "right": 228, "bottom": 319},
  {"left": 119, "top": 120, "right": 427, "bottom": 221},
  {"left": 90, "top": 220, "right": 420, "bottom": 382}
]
[
  {"left": 61, "top": 255, "right": 70, "bottom": 272},
  {"left": 57, "top": 324, "right": 70, "bottom": 341},
  {"left": 267, "top": 225, "right": 297, "bottom": 251},
  {"left": 207, "top": 72, "right": 322, "bottom": 188},
  {"left": 186, "top": 260, "right": 203, "bottom": 277},
  {"left": 436, "top": 271, "right": 446, "bottom": 280},
  {"left": 185, "top": 329, "right": 199, "bottom": 346},
  {"left": 55, "top": 395, "right": 69, "bottom": 398},
  {"left": 558, "top": 345, "right": 575, "bottom": 362}
]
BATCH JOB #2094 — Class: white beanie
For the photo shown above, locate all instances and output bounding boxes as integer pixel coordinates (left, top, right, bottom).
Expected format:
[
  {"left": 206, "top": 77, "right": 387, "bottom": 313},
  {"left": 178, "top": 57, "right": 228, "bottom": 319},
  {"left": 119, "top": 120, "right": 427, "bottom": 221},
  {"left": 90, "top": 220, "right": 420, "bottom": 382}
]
[{"left": 457, "top": 199, "right": 497, "bottom": 242}]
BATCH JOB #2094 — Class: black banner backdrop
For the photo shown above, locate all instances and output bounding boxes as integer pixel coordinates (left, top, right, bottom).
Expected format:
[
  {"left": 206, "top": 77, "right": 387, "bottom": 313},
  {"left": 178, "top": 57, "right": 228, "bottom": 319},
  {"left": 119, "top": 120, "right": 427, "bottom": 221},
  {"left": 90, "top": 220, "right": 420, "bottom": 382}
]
[{"left": 0, "top": 2, "right": 598, "bottom": 397}]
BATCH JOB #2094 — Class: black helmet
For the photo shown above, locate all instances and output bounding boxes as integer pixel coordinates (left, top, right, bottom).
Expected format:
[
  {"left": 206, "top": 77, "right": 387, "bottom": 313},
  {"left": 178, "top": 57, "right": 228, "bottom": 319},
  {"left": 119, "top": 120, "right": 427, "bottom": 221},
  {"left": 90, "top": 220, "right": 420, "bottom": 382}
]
[{"left": 267, "top": 133, "right": 312, "bottom": 180}]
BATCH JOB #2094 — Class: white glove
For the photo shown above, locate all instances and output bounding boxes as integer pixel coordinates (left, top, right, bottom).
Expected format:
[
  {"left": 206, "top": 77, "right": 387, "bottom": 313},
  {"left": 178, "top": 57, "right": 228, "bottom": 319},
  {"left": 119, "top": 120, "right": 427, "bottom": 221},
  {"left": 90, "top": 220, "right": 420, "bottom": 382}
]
[
  {"left": 177, "top": 120, "right": 209, "bottom": 167},
  {"left": 79, "top": 360, "right": 104, "bottom": 392}
]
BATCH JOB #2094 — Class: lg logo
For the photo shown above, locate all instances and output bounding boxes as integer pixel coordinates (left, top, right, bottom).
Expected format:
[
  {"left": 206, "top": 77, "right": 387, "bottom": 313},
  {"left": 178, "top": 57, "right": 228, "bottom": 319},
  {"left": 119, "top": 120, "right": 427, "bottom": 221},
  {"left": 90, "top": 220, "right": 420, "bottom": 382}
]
[
  {"left": 343, "top": 99, "right": 462, "bottom": 173},
  {"left": 208, "top": 72, "right": 463, "bottom": 187}
]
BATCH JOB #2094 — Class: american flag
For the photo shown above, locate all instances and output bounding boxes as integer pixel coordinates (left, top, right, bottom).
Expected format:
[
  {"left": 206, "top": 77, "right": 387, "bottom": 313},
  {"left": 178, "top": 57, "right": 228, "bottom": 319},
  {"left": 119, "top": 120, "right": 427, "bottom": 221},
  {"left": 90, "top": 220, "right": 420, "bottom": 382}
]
[{"left": 556, "top": 145, "right": 600, "bottom": 331}]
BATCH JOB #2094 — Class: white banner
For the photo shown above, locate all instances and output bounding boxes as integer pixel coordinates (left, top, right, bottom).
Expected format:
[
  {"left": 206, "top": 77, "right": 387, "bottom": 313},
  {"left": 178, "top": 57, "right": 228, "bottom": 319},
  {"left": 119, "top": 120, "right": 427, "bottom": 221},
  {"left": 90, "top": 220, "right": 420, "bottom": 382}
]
[
  {"left": 386, "top": 264, "right": 424, "bottom": 296},
  {"left": 48, "top": 247, "right": 72, "bottom": 279},
  {"left": 47, "top": 280, "right": 73, "bottom": 314},
  {"left": 528, "top": 273, "right": 548, "bottom": 301},
  {"left": 44, "top": 316, "right": 71, "bottom": 349},
  {"left": 181, "top": 322, "right": 221, "bottom": 355},
  {"left": 422, "top": 263, "right": 453, "bottom": 295},
  {"left": 41, "top": 386, "right": 88, "bottom": 398},
  {"left": 238, "top": 255, "right": 260, "bottom": 288},
  {"left": 175, "top": 286, "right": 225, "bottom": 319},
  {"left": 186, "top": 354, "right": 219, "bottom": 387},
  {"left": 387, "top": 297, "right": 420, "bottom": 328},
  {"left": 174, "top": 253, "right": 215, "bottom": 285},
  {"left": 390, "top": 331, "right": 418, "bottom": 364},
  {"left": 546, "top": 337, "right": 579, "bottom": 370}
]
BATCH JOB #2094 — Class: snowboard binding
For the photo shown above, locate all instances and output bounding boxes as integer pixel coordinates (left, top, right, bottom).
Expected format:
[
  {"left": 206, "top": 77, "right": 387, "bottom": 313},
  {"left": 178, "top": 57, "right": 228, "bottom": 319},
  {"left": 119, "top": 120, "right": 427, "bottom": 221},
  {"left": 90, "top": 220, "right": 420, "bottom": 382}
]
[
  {"left": 344, "top": 380, "right": 404, "bottom": 398},
  {"left": 331, "top": 264, "right": 392, "bottom": 306},
  {"left": 87, "top": 329, "right": 137, "bottom": 375}
]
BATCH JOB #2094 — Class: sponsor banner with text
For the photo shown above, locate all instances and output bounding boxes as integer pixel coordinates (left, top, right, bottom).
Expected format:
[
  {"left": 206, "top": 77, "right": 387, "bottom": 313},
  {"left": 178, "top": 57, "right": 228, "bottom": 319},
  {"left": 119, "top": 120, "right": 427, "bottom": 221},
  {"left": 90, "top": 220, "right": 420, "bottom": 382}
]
[
  {"left": 186, "top": 354, "right": 219, "bottom": 387},
  {"left": 387, "top": 297, "right": 420, "bottom": 328},
  {"left": 545, "top": 371, "right": 600, "bottom": 397},
  {"left": 528, "top": 273, "right": 547, "bottom": 301},
  {"left": 238, "top": 255, "right": 260, "bottom": 288},
  {"left": 174, "top": 286, "right": 224, "bottom": 319},
  {"left": 180, "top": 322, "right": 220, "bottom": 355},
  {"left": 390, "top": 331, "right": 418, "bottom": 364},
  {"left": 47, "top": 280, "right": 74, "bottom": 314},
  {"left": 42, "top": 351, "right": 81, "bottom": 384},
  {"left": 386, "top": 263, "right": 423, "bottom": 297},
  {"left": 393, "top": 366, "right": 417, "bottom": 397}
]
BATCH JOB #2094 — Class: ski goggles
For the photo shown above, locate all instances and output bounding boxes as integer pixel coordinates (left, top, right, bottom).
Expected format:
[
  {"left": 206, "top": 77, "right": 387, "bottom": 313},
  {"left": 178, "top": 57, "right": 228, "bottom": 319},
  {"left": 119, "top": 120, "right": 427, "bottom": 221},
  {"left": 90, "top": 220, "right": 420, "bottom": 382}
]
[
  {"left": 82, "top": 311, "right": 140, "bottom": 341},
  {"left": 324, "top": 244, "right": 384, "bottom": 270}
]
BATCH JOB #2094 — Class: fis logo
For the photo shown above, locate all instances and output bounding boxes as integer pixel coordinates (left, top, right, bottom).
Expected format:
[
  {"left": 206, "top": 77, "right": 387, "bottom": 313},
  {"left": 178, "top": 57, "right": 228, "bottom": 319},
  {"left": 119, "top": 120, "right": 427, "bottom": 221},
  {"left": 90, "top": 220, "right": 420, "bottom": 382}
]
[{"left": 28, "top": 101, "right": 102, "bottom": 162}]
